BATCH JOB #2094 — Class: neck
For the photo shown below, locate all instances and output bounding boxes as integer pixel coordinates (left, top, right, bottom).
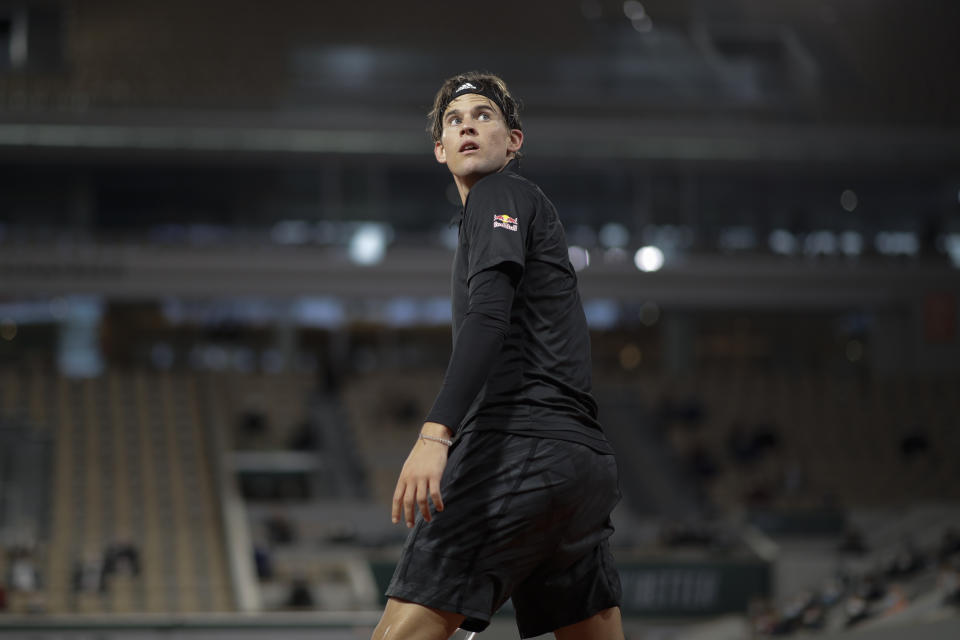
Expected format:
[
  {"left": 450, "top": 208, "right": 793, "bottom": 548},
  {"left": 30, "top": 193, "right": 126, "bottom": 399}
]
[
  {"left": 454, "top": 156, "right": 513, "bottom": 205},
  {"left": 453, "top": 174, "right": 476, "bottom": 206}
]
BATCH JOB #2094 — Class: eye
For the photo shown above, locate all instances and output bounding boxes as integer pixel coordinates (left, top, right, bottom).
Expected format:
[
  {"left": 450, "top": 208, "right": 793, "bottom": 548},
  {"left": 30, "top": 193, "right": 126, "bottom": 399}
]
[
  {"left": 448, "top": 115, "right": 462, "bottom": 126},
  {"left": 477, "top": 112, "right": 491, "bottom": 121}
]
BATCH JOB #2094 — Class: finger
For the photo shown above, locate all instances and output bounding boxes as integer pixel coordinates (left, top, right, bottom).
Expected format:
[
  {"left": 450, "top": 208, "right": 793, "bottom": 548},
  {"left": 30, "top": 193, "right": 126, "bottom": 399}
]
[
  {"left": 391, "top": 481, "right": 405, "bottom": 524},
  {"left": 417, "top": 480, "right": 430, "bottom": 523},
  {"left": 403, "top": 487, "right": 416, "bottom": 528},
  {"left": 430, "top": 477, "right": 445, "bottom": 513}
]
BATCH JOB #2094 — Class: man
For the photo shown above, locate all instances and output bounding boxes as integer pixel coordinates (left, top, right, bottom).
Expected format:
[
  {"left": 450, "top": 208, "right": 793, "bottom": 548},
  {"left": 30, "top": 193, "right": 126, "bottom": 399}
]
[{"left": 372, "top": 72, "right": 624, "bottom": 640}]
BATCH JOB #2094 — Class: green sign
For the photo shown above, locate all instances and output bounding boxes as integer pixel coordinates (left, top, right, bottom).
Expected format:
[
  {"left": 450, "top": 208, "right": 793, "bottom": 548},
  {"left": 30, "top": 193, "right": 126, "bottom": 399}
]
[{"left": 618, "top": 561, "right": 771, "bottom": 616}]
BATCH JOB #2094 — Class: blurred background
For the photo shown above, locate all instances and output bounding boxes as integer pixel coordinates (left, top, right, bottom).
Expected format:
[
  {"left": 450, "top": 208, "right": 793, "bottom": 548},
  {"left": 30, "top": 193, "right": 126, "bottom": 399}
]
[{"left": 1, "top": 0, "right": 959, "bottom": 638}]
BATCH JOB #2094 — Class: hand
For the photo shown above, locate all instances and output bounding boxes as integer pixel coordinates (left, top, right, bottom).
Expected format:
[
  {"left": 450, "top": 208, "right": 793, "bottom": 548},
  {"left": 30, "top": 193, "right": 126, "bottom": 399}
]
[{"left": 391, "top": 422, "right": 452, "bottom": 528}]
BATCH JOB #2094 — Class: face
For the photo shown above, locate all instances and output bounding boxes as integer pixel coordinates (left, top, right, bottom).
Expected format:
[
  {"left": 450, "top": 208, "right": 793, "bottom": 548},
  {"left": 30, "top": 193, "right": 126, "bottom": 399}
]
[{"left": 434, "top": 93, "right": 523, "bottom": 190}]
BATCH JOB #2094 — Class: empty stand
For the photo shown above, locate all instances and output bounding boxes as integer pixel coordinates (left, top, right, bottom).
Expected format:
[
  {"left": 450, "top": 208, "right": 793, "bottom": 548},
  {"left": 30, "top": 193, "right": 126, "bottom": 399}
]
[
  {"left": 597, "top": 369, "right": 960, "bottom": 513},
  {"left": 0, "top": 368, "right": 234, "bottom": 615}
]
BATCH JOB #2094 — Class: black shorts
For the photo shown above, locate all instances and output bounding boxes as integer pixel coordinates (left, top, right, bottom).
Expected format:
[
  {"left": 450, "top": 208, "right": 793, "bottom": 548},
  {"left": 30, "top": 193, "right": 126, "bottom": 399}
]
[{"left": 385, "top": 430, "right": 622, "bottom": 638}]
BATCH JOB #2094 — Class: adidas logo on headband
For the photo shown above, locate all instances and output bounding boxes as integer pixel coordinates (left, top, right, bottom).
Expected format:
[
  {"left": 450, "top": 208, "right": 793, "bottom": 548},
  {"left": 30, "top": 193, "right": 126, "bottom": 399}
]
[{"left": 455, "top": 82, "right": 477, "bottom": 93}]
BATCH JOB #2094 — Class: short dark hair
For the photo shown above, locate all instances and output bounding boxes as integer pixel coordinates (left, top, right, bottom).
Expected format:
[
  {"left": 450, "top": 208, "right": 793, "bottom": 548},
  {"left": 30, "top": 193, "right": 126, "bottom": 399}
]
[{"left": 428, "top": 71, "right": 523, "bottom": 143}]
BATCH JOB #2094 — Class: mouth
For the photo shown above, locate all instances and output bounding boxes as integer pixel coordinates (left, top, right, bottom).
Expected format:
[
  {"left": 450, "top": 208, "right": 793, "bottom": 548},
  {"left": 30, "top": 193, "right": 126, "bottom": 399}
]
[{"left": 459, "top": 141, "right": 479, "bottom": 153}]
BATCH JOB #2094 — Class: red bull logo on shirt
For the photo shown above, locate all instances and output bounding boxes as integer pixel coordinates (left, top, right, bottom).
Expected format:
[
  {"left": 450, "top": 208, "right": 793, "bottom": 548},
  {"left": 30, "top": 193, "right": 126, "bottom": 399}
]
[{"left": 493, "top": 214, "right": 518, "bottom": 232}]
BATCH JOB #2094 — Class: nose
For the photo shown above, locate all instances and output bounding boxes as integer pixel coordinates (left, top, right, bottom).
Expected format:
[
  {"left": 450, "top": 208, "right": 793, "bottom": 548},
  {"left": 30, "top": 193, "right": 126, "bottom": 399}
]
[{"left": 459, "top": 119, "right": 477, "bottom": 136}]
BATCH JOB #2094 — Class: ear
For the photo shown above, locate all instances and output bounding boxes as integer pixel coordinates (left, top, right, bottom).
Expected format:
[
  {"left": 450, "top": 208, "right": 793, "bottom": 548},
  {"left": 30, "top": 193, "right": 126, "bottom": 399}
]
[
  {"left": 434, "top": 140, "right": 447, "bottom": 165},
  {"left": 507, "top": 129, "right": 523, "bottom": 155}
]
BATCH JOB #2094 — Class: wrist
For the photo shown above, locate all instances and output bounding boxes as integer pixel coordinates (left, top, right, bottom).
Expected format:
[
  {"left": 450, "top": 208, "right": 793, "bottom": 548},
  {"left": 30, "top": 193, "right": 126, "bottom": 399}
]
[{"left": 421, "top": 421, "right": 453, "bottom": 439}]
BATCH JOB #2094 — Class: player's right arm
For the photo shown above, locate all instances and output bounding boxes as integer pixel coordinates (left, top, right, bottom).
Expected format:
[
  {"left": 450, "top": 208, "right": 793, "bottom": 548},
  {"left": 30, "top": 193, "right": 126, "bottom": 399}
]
[{"left": 392, "top": 265, "right": 518, "bottom": 528}]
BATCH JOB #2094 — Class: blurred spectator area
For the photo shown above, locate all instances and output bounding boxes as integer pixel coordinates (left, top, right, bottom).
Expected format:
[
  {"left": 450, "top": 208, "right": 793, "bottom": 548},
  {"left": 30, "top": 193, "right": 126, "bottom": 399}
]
[
  {"left": 213, "top": 371, "right": 316, "bottom": 451},
  {"left": 750, "top": 511, "right": 960, "bottom": 636},
  {"left": 606, "top": 368, "right": 960, "bottom": 513},
  {"left": 0, "top": 367, "right": 232, "bottom": 614}
]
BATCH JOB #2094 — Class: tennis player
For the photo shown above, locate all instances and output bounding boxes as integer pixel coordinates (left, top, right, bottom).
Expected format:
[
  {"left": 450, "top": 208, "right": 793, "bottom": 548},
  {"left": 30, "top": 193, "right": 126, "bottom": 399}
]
[{"left": 372, "top": 72, "right": 624, "bottom": 640}]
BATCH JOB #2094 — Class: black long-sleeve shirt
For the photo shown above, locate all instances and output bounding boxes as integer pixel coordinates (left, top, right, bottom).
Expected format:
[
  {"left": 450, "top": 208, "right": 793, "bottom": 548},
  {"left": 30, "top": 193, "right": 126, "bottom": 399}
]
[{"left": 424, "top": 158, "right": 612, "bottom": 454}]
